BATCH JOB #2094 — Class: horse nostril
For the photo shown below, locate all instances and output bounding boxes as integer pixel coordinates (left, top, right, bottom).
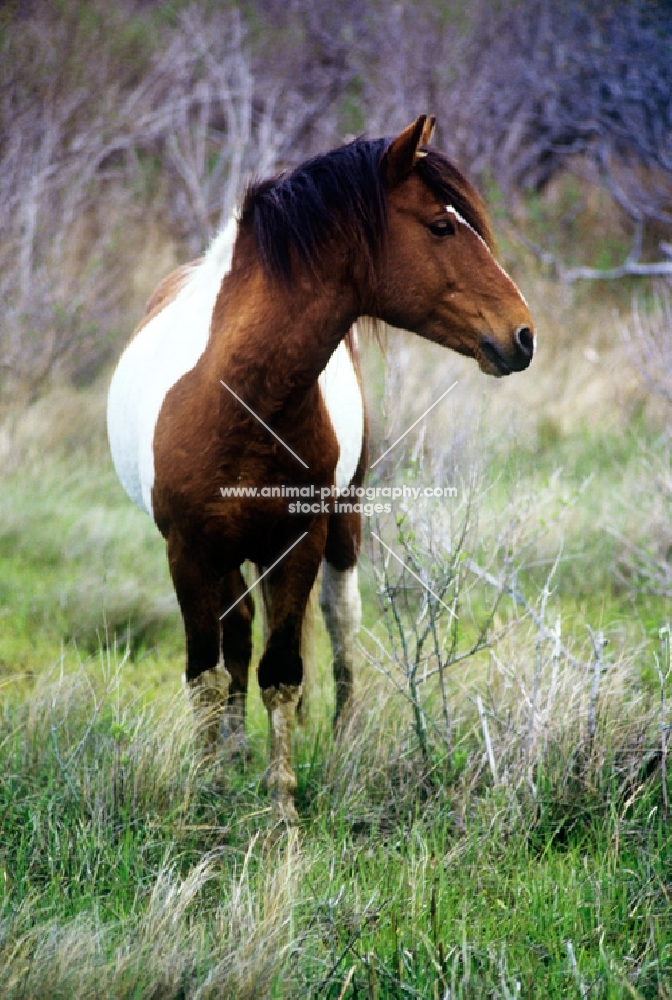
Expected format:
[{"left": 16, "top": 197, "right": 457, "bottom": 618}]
[{"left": 515, "top": 326, "right": 534, "bottom": 359}]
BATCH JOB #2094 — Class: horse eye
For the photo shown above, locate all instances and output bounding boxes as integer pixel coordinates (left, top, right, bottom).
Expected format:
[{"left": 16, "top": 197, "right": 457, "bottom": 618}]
[{"left": 428, "top": 218, "right": 456, "bottom": 237}]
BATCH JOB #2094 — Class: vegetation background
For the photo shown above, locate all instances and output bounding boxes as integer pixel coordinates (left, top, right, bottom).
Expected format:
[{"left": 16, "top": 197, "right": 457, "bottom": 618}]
[{"left": 0, "top": 0, "right": 671, "bottom": 996}]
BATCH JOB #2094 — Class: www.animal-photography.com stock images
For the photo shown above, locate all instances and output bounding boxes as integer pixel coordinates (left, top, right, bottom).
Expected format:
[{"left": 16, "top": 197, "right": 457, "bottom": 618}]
[{"left": 1, "top": 2, "right": 671, "bottom": 997}]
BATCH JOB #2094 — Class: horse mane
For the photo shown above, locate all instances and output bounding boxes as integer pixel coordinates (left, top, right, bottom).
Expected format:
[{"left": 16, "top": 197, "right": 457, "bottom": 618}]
[{"left": 239, "top": 137, "right": 493, "bottom": 282}]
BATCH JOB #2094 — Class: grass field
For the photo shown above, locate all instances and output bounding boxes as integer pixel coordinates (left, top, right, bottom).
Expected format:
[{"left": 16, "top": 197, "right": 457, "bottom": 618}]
[
  {"left": 2, "top": 0, "right": 671, "bottom": 993},
  {"left": 1, "top": 286, "right": 671, "bottom": 998}
]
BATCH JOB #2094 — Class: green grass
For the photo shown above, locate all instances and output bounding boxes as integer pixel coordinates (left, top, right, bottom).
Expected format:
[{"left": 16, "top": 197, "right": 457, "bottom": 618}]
[
  {"left": 472, "top": 417, "right": 671, "bottom": 620},
  {"left": 0, "top": 386, "right": 670, "bottom": 996},
  {"left": 0, "top": 655, "right": 669, "bottom": 997}
]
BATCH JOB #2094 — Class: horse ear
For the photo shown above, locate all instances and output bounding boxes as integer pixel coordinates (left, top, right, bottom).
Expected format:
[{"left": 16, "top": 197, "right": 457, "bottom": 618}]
[
  {"left": 420, "top": 115, "right": 436, "bottom": 147},
  {"left": 383, "top": 115, "right": 430, "bottom": 187}
]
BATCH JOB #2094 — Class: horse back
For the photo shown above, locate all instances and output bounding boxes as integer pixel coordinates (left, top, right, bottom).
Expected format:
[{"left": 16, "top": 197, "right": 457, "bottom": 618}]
[{"left": 133, "top": 261, "right": 199, "bottom": 342}]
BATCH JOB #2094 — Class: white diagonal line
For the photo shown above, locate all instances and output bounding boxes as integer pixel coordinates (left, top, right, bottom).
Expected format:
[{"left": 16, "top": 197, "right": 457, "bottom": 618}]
[
  {"left": 220, "top": 380, "right": 309, "bottom": 469},
  {"left": 370, "top": 380, "right": 458, "bottom": 469},
  {"left": 220, "top": 532, "right": 309, "bottom": 620},
  {"left": 371, "top": 531, "right": 457, "bottom": 619}
]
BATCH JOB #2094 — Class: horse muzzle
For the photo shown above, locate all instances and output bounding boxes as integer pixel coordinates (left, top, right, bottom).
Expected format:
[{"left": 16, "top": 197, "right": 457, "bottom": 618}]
[{"left": 479, "top": 326, "right": 534, "bottom": 376}]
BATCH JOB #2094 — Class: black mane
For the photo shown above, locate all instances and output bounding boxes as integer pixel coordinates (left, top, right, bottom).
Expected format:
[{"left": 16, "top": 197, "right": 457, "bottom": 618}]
[{"left": 239, "top": 136, "right": 492, "bottom": 282}]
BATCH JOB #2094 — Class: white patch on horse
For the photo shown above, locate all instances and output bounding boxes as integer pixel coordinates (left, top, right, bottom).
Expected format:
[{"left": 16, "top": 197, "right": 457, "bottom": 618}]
[
  {"left": 445, "top": 205, "right": 529, "bottom": 308},
  {"left": 318, "top": 334, "right": 364, "bottom": 491},
  {"left": 107, "top": 216, "right": 238, "bottom": 516}
]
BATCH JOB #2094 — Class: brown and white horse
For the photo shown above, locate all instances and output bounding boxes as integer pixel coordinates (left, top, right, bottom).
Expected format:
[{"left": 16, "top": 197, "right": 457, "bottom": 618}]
[{"left": 107, "top": 116, "right": 534, "bottom": 821}]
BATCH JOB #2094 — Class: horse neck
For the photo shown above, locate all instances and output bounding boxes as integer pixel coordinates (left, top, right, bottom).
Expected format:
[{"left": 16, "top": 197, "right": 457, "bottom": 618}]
[{"left": 209, "top": 249, "right": 360, "bottom": 418}]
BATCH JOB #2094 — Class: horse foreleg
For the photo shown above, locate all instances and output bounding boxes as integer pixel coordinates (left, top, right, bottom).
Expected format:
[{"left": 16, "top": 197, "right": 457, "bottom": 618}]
[
  {"left": 257, "top": 521, "right": 327, "bottom": 822},
  {"left": 321, "top": 509, "right": 362, "bottom": 725},
  {"left": 167, "top": 531, "right": 225, "bottom": 751},
  {"left": 220, "top": 568, "right": 254, "bottom": 752}
]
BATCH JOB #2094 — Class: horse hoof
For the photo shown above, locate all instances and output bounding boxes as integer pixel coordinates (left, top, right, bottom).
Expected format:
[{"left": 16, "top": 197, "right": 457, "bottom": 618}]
[
  {"left": 224, "top": 732, "right": 251, "bottom": 762},
  {"left": 270, "top": 794, "right": 299, "bottom": 825}
]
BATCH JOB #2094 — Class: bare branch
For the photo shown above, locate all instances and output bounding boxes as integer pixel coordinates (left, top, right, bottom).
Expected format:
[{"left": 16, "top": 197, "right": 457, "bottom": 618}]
[{"left": 449, "top": 0, "right": 672, "bottom": 241}]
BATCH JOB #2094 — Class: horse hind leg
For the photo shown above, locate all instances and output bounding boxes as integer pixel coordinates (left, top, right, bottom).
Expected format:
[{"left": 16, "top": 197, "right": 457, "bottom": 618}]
[
  {"left": 321, "top": 562, "right": 361, "bottom": 724},
  {"left": 321, "top": 510, "right": 362, "bottom": 726},
  {"left": 220, "top": 568, "right": 254, "bottom": 752},
  {"left": 167, "top": 532, "right": 226, "bottom": 752}
]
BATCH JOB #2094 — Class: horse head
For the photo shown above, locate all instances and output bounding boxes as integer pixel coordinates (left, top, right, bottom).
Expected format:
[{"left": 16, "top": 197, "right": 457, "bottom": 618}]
[{"left": 371, "top": 115, "right": 534, "bottom": 376}]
